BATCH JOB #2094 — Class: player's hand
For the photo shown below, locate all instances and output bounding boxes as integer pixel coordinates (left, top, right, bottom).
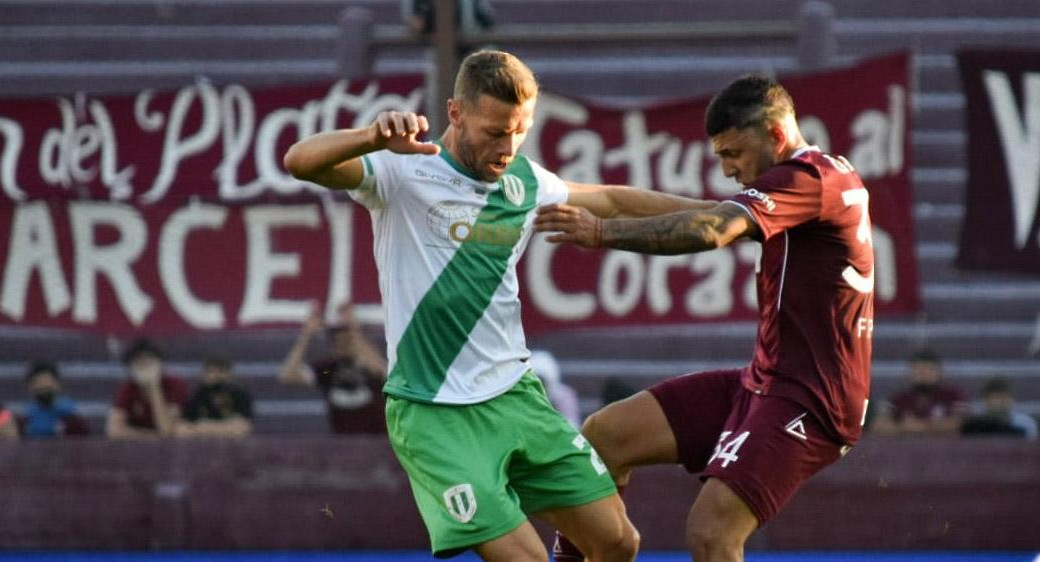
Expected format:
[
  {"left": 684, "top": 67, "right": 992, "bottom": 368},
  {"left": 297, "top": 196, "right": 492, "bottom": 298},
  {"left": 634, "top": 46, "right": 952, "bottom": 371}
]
[
  {"left": 534, "top": 204, "right": 603, "bottom": 248},
  {"left": 372, "top": 111, "right": 441, "bottom": 156}
]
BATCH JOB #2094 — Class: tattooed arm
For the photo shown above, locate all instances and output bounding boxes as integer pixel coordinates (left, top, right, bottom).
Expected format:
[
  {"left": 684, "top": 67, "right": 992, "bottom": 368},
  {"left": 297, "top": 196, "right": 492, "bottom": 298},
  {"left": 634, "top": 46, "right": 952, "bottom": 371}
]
[{"left": 534, "top": 201, "right": 759, "bottom": 255}]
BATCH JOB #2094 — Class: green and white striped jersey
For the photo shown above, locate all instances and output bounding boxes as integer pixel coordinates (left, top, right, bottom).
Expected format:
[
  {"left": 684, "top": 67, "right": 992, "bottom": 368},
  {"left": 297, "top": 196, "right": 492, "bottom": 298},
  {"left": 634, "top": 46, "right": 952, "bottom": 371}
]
[{"left": 349, "top": 143, "right": 568, "bottom": 404}]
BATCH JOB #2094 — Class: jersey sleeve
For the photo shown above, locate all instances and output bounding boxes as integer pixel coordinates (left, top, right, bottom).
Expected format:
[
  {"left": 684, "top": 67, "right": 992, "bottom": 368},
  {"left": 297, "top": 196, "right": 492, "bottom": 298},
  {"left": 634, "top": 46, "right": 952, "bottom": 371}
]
[
  {"left": 112, "top": 382, "right": 134, "bottom": 411},
  {"left": 730, "top": 164, "right": 821, "bottom": 241},
  {"left": 348, "top": 150, "right": 398, "bottom": 209},
  {"left": 526, "top": 158, "right": 569, "bottom": 206}
]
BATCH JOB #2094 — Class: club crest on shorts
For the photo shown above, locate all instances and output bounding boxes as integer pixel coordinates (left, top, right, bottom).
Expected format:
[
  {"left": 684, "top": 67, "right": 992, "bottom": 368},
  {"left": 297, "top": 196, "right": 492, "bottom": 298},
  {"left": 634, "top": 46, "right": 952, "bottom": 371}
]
[
  {"left": 784, "top": 412, "right": 809, "bottom": 441},
  {"left": 443, "top": 483, "right": 477, "bottom": 523},
  {"left": 500, "top": 174, "right": 525, "bottom": 206}
]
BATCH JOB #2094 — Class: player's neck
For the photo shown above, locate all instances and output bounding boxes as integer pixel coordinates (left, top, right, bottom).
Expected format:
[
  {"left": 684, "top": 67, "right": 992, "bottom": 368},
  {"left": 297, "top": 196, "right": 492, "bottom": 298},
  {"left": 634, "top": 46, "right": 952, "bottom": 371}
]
[
  {"left": 780, "top": 141, "right": 810, "bottom": 161},
  {"left": 439, "top": 127, "right": 480, "bottom": 180},
  {"left": 439, "top": 126, "right": 462, "bottom": 165}
]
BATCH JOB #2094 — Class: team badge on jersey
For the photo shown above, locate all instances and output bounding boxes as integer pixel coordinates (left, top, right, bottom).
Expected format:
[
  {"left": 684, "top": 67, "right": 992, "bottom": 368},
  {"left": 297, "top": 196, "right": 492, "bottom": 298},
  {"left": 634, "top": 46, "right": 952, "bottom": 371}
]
[
  {"left": 784, "top": 412, "right": 809, "bottom": 441},
  {"left": 501, "top": 174, "right": 525, "bottom": 206},
  {"left": 443, "top": 483, "right": 477, "bottom": 523}
]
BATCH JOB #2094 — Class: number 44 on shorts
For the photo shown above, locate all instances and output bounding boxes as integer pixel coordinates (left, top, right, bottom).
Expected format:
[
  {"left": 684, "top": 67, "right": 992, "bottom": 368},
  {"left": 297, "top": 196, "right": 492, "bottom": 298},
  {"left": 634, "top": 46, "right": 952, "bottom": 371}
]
[{"left": 709, "top": 430, "right": 751, "bottom": 468}]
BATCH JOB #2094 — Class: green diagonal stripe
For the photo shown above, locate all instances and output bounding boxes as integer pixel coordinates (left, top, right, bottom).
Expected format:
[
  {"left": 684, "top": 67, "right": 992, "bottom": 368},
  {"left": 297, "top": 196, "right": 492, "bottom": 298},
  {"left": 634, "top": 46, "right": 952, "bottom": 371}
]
[{"left": 385, "top": 157, "right": 539, "bottom": 401}]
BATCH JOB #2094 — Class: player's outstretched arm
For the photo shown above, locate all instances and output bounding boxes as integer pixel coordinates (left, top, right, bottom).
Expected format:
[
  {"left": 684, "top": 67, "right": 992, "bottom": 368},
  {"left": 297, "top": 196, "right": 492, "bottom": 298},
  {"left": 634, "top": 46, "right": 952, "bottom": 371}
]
[
  {"left": 564, "top": 181, "right": 716, "bottom": 219},
  {"left": 283, "top": 111, "right": 440, "bottom": 190},
  {"left": 535, "top": 201, "right": 758, "bottom": 255}
]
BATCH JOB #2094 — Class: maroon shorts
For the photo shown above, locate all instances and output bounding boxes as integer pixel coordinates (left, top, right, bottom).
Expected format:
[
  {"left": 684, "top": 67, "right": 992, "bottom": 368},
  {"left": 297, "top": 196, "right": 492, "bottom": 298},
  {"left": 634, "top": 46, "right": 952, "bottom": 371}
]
[{"left": 648, "top": 368, "right": 845, "bottom": 524}]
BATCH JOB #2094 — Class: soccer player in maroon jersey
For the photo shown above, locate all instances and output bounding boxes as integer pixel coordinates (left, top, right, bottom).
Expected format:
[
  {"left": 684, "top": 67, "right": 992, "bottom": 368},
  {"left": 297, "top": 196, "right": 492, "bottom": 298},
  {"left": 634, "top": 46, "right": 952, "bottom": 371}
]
[{"left": 535, "top": 74, "right": 875, "bottom": 562}]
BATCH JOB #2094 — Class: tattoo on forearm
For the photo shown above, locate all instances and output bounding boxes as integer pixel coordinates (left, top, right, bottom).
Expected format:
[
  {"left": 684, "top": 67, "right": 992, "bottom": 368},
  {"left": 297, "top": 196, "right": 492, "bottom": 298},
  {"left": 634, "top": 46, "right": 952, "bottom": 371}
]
[{"left": 601, "top": 210, "right": 728, "bottom": 255}]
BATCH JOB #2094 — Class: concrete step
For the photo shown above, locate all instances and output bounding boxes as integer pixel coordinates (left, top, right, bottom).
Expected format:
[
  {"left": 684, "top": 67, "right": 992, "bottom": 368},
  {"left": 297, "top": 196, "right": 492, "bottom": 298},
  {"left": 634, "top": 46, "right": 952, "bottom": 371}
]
[
  {"left": 1, "top": 397, "right": 330, "bottom": 434},
  {"left": 921, "top": 281, "right": 1040, "bottom": 323},
  {"left": 561, "top": 357, "right": 1040, "bottom": 407},
  {"left": 912, "top": 167, "right": 965, "bottom": 205},
  {"left": 836, "top": 18, "right": 1040, "bottom": 58},
  {"left": 0, "top": 25, "right": 339, "bottom": 62},
  {"left": 0, "top": 0, "right": 391, "bottom": 26},
  {"left": 0, "top": 60, "right": 337, "bottom": 98},
  {"left": 911, "top": 197, "right": 962, "bottom": 242},
  {"left": 0, "top": 325, "right": 386, "bottom": 363},
  {"left": 914, "top": 54, "right": 961, "bottom": 95},
  {"left": 914, "top": 93, "right": 965, "bottom": 132},
  {"left": 532, "top": 55, "right": 797, "bottom": 102},
  {"left": 0, "top": 362, "right": 313, "bottom": 403},
  {"left": 913, "top": 242, "right": 1034, "bottom": 287},
  {"left": 912, "top": 131, "right": 965, "bottom": 169},
  {"left": 528, "top": 320, "right": 1037, "bottom": 363}
]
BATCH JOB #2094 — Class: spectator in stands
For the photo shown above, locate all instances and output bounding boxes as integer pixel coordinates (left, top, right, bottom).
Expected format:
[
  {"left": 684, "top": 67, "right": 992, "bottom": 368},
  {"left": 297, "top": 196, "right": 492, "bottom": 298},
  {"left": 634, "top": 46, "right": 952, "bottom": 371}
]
[
  {"left": 872, "top": 349, "right": 968, "bottom": 436},
  {"left": 402, "top": 0, "right": 496, "bottom": 114},
  {"left": 0, "top": 402, "right": 18, "bottom": 441},
  {"left": 280, "top": 301, "right": 388, "bottom": 434},
  {"left": 19, "top": 361, "right": 89, "bottom": 438},
  {"left": 403, "top": 0, "right": 495, "bottom": 37},
  {"left": 961, "top": 376, "right": 1038, "bottom": 439},
  {"left": 106, "top": 338, "right": 189, "bottom": 439},
  {"left": 176, "top": 357, "right": 253, "bottom": 438},
  {"left": 530, "top": 349, "right": 581, "bottom": 427}
]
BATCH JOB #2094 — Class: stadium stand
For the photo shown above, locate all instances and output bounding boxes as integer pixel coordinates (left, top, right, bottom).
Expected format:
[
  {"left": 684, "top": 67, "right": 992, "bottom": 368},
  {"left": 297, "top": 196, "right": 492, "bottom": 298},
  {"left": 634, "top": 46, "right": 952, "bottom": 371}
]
[{"left": 1, "top": 0, "right": 1039, "bottom": 433}]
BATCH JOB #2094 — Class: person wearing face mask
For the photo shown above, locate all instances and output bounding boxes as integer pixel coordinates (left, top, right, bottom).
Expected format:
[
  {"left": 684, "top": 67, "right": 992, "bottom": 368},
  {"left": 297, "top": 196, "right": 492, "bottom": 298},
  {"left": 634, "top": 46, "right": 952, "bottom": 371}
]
[
  {"left": 960, "top": 376, "right": 1038, "bottom": 439},
  {"left": 176, "top": 357, "right": 253, "bottom": 438},
  {"left": 20, "top": 361, "right": 89, "bottom": 438},
  {"left": 106, "top": 338, "right": 189, "bottom": 439},
  {"left": 872, "top": 349, "right": 969, "bottom": 436}
]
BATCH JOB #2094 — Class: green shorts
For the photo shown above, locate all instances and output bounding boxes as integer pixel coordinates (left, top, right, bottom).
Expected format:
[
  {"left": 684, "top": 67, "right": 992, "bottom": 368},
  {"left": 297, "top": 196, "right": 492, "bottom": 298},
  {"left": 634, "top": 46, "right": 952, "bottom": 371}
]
[{"left": 385, "top": 371, "right": 617, "bottom": 558}]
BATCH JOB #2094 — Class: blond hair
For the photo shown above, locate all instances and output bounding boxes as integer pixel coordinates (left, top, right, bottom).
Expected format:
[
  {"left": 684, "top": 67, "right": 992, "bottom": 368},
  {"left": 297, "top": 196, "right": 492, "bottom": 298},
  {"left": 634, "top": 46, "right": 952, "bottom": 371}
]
[{"left": 453, "top": 50, "right": 539, "bottom": 107}]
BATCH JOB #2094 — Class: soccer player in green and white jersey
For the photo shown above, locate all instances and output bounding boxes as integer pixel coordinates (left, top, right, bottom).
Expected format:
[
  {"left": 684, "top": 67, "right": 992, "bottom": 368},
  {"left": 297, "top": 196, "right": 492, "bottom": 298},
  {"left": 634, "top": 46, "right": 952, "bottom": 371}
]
[{"left": 284, "top": 50, "right": 706, "bottom": 561}]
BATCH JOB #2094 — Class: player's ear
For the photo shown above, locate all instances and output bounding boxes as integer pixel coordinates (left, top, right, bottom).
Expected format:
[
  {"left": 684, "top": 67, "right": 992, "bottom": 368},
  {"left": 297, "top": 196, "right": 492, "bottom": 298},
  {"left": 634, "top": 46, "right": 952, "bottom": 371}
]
[
  {"left": 767, "top": 122, "right": 787, "bottom": 157},
  {"left": 447, "top": 98, "right": 463, "bottom": 127}
]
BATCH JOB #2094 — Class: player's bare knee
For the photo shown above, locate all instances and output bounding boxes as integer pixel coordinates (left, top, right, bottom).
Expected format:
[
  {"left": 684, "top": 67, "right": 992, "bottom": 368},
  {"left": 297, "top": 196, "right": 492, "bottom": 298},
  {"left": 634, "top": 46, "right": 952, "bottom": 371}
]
[
  {"left": 685, "top": 527, "right": 716, "bottom": 560},
  {"left": 617, "top": 520, "right": 640, "bottom": 559},
  {"left": 685, "top": 521, "right": 741, "bottom": 562},
  {"left": 585, "top": 520, "right": 639, "bottom": 562},
  {"left": 581, "top": 410, "right": 623, "bottom": 469}
]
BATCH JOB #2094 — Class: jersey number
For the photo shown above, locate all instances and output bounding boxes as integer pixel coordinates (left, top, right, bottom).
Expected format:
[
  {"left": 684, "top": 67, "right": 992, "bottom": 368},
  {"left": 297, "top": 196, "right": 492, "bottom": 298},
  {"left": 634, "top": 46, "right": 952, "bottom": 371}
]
[
  {"left": 708, "top": 430, "right": 750, "bottom": 468},
  {"left": 840, "top": 187, "right": 874, "bottom": 294}
]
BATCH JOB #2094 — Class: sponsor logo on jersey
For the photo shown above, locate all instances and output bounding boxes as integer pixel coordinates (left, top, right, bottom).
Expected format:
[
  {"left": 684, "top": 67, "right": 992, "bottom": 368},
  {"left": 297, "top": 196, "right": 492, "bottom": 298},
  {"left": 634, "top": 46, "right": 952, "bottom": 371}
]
[
  {"left": 784, "top": 412, "right": 809, "bottom": 441},
  {"left": 501, "top": 174, "right": 526, "bottom": 206},
  {"left": 443, "top": 483, "right": 477, "bottom": 523},
  {"left": 739, "top": 188, "right": 776, "bottom": 212},
  {"left": 414, "top": 168, "right": 462, "bottom": 187},
  {"left": 426, "top": 201, "right": 522, "bottom": 248}
]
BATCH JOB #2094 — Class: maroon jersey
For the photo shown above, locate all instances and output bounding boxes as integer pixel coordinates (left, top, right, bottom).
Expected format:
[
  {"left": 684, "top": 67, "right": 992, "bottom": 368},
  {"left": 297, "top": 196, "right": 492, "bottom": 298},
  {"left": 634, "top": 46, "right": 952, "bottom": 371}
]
[
  {"left": 112, "top": 375, "right": 190, "bottom": 430},
  {"left": 889, "top": 383, "right": 967, "bottom": 422},
  {"left": 730, "top": 147, "right": 874, "bottom": 444},
  {"left": 311, "top": 357, "right": 386, "bottom": 434}
]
